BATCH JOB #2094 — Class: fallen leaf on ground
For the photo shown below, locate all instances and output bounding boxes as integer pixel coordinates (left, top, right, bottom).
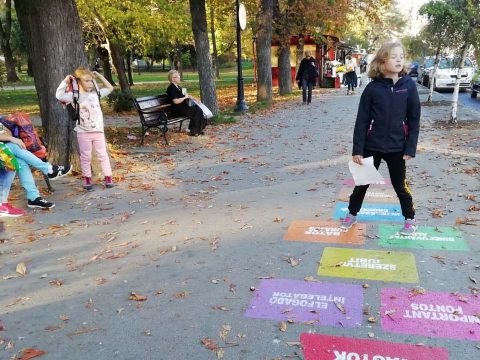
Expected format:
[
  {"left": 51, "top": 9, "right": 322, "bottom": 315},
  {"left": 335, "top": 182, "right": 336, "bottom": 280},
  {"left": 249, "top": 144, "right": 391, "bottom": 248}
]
[
  {"left": 16, "top": 262, "right": 27, "bottom": 276},
  {"left": 13, "top": 348, "right": 47, "bottom": 360},
  {"left": 129, "top": 292, "right": 147, "bottom": 301},
  {"left": 335, "top": 302, "right": 346, "bottom": 314},
  {"left": 304, "top": 276, "right": 319, "bottom": 282},
  {"left": 201, "top": 338, "right": 219, "bottom": 351},
  {"left": 279, "top": 321, "right": 288, "bottom": 332},
  {"left": 286, "top": 257, "right": 300, "bottom": 267},
  {"left": 49, "top": 279, "right": 63, "bottom": 287},
  {"left": 67, "top": 327, "right": 100, "bottom": 337},
  {"left": 219, "top": 325, "right": 231, "bottom": 341},
  {"left": 408, "top": 287, "right": 426, "bottom": 297}
]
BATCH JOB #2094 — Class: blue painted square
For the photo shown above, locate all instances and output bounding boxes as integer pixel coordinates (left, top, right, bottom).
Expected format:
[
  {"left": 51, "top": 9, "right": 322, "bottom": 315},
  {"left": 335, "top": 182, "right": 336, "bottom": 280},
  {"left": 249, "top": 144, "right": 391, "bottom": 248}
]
[{"left": 333, "top": 202, "right": 403, "bottom": 222}]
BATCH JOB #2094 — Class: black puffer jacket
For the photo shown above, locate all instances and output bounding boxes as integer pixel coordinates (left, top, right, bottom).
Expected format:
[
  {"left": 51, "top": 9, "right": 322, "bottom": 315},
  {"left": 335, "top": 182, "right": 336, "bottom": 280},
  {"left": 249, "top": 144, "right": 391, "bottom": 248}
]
[{"left": 352, "top": 75, "right": 421, "bottom": 157}]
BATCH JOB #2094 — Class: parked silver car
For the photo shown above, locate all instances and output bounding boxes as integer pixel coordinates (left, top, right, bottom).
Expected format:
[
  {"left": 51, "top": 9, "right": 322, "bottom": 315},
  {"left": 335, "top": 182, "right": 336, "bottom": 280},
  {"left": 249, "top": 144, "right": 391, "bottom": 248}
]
[{"left": 418, "top": 57, "right": 474, "bottom": 90}]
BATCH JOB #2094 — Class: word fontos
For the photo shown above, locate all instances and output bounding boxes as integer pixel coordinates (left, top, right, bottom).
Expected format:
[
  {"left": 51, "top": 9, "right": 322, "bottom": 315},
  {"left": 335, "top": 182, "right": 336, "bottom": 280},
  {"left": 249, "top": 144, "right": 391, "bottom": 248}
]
[{"left": 404, "top": 303, "right": 480, "bottom": 324}]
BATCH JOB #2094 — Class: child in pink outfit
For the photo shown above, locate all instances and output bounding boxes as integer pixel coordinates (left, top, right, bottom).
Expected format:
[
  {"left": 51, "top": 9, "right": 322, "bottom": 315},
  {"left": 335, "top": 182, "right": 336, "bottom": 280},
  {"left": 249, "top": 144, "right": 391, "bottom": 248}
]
[{"left": 56, "top": 67, "right": 114, "bottom": 190}]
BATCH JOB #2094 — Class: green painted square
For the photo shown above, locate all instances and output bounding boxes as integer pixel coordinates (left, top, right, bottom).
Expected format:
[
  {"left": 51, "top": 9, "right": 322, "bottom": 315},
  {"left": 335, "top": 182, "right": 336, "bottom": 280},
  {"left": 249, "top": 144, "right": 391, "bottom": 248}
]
[
  {"left": 317, "top": 247, "right": 419, "bottom": 283},
  {"left": 378, "top": 224, "right": 468, "bottom": 251}
]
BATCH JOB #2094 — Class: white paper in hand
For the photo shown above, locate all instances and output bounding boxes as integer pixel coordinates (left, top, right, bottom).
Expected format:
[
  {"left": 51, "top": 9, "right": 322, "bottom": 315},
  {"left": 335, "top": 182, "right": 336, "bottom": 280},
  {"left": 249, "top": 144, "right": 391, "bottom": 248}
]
[{"left": 348, "top": 156, "right": 384, "bottom": 186}]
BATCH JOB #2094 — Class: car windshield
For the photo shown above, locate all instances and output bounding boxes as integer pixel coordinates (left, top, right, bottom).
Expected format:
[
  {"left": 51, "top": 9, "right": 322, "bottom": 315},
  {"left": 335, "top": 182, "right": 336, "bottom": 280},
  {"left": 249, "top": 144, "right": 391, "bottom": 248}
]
[{"left": 438, "top": 58, "right": 473, "bottom": 69}]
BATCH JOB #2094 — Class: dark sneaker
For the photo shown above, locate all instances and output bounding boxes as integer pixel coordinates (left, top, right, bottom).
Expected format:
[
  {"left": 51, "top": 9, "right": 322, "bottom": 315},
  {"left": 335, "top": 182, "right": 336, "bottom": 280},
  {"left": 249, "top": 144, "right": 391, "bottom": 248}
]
[
  {"left": 83, "top": 177, "right": 93, "bottom": 191},
  {"left": 340, "top": 213, "right": 357, "bottom": 230},
  {"left": 27, "top": 197, "right": 55, "bottom": 209},
  {"left": 400, "top": 219, "right": 417, "bottom": 235},
  {"left": 104, "top": 176, "right": 114, "bottom": 188},
  {"left": 48, "top": 165, "right": 72, "bottom": 180},
  {"left": 0, "top": 203, "right": 25, "bottom": 217}
]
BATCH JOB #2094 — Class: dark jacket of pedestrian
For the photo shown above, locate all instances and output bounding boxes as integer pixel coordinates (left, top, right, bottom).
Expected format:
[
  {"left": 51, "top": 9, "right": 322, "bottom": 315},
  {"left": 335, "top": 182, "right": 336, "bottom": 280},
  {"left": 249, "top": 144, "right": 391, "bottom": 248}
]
[
  {"left": 352, "top": 75, "right": 420, "bottom": 157},
  {"left": 295, "top": 56, "right": 318, "bottom": 83}
]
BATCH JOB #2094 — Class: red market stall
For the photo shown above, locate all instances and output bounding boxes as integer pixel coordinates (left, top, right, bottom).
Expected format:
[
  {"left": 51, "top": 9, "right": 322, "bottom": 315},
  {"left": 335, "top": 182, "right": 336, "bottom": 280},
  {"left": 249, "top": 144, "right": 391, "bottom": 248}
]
[{"left": 270, "top": 34, "right": 354, "bottom": 88}]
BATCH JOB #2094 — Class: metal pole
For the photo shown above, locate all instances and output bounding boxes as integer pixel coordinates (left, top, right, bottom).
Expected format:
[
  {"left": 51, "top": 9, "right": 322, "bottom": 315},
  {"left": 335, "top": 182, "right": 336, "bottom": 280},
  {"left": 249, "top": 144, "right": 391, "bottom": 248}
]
[{"left": 234, "top": 0, "right": 248, "bottom": 112}]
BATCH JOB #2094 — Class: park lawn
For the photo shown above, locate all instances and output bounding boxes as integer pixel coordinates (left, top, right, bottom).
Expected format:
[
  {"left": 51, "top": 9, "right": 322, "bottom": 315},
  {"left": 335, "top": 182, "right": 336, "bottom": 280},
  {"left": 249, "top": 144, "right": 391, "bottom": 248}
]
[
  {"left": 0, "top": 77, "right": 258, "bottom": 115},
  {"left": 0, "top": 67, "right": 255, "bottom": 115}
]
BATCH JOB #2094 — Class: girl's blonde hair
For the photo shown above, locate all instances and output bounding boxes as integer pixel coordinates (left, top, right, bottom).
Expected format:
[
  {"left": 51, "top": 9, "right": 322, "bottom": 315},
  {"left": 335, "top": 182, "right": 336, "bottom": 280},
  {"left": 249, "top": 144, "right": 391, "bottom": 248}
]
[
  {"left": 368, "top": 41, "right": 409, "bottom": 79},
  {"left": 168, "top": 69, "right": 179, "bottom": 83},
  {"left": 74, "top": 67, "right": 92, "bottom": 79}
]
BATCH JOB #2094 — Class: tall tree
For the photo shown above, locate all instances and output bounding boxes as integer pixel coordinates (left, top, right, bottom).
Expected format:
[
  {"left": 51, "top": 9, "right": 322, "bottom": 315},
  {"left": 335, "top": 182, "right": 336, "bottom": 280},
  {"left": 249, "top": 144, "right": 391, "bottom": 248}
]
[
  {"left": 446, "top": 0, "right": 480, "bottom": 122},
  {"left": 0, "top": 0, "right": 19, "bottom": 81},
  {"left": 256, "top": 0, "right": 274, "bottom": 102},
  {"left": 189, "top": 0, "right": 219, "bottom": 115},
  {"left": 14, "top": 0, "right": 87, "bottom": 165},
  {"left": 419, "top": 1, "right": 459, "bottom": 102}
]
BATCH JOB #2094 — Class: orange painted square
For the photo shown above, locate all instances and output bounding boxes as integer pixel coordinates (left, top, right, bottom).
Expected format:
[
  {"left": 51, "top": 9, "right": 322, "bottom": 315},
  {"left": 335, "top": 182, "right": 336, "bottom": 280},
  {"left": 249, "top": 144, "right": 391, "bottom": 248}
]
[{"left": 284, "top": 220, "right": 365, "bottom": 245}]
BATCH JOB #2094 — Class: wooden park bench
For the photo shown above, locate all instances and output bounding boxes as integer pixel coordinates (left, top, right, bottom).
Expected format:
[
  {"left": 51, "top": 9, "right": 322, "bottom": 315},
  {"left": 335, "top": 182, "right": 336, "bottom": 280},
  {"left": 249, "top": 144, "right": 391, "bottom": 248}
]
[{"left": 132, "top": 94, "right": 189, "bottom": 145}]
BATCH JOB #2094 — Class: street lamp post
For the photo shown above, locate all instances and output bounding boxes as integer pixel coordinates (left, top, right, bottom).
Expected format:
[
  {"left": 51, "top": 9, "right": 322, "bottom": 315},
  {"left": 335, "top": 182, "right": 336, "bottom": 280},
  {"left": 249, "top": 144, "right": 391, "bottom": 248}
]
[{"left": 234, "top": 0, "right": 248, "bottom": 112}]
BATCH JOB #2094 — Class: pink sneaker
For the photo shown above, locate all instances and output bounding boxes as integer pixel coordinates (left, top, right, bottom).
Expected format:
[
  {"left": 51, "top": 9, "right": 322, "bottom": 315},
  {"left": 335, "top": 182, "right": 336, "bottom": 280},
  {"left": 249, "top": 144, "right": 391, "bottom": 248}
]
[
  {"left": 0, "top": 203, "right": 25, "bottom": 217},
  {"left": 83, "top": 177, "right": 93, "bottom": 191},
  {"left": 104, "top": 176, "right": 114, "bottom": 188}
]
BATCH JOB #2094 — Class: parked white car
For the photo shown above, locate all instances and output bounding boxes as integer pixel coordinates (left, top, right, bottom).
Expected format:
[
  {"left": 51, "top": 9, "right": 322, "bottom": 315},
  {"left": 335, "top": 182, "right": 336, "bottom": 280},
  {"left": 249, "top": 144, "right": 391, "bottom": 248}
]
[{"left": 418, "top": 57, "right": 474, "bottom": 91}]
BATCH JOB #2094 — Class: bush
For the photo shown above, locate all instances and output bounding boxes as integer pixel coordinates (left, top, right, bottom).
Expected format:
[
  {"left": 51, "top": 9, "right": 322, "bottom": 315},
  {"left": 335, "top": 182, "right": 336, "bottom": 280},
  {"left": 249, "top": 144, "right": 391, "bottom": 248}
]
[{"left": 106, "top": 89, "right": 133, "bottom": 112}]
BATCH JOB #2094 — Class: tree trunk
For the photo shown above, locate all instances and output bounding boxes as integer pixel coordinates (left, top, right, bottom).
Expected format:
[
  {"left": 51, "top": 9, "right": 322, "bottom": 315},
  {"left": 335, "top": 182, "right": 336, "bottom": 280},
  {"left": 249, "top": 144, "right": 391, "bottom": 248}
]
[
  {"left": 189, "top": 0, "right": 219, "bottom": 115},
  {"left": 210, "top": 3, "right": 220, "bottom": 79},
  {"left": 14, "top": 0, "right": 86, "bottom": 167},
  {"left": 427, "top": 46, "right": 441, "bottom": 102},
  {"left": 110, "top": 40, "right": 131, "bottom": 95},
  {"left": 0, "top": 0, "right": 20, "bottom": 82},
  {"left": 278, "top": 41, "right": 292, "bottom": 95},
  {"left": 97, "top": 45, "right": 115, "bottom": 86},
  {"left": 126, "top": 50, "right": 134, "bottom": 86},
  {"left": 256, "top": 0, "right": 273, "bottom": 102},
  {"left": 450, "top": 43, "right": 469, "bottom": 123}
]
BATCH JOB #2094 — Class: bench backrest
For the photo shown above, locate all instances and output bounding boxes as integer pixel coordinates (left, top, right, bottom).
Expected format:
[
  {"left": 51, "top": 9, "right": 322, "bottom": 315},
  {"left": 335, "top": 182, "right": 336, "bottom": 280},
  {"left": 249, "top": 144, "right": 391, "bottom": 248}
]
[{"left": 132, "top": 94, "right": 178, "bottom": 125}]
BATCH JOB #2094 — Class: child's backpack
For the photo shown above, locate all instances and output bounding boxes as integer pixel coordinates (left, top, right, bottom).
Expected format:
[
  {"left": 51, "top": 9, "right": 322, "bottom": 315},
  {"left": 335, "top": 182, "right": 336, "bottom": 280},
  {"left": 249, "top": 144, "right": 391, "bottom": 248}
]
[
  {"left": 0, "top": 112, "right": 48, "bottom": 159},
  {"left": 64, "top": 77, "right": 101, "bottom": 123},
  {"left": 66, "top": 77, "right": 80, "bottom": 122}
]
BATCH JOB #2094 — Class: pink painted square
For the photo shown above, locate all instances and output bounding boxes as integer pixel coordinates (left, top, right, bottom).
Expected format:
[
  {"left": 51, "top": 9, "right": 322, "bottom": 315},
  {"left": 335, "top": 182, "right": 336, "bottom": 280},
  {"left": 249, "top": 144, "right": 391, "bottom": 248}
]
[{"left": 381, "top": 287, "right": 480, "bottom": 341}]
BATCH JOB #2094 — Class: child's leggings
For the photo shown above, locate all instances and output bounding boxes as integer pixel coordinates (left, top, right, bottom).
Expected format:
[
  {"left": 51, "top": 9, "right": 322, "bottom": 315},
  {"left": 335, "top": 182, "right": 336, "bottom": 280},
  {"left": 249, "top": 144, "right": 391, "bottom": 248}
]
[
  {"left": 77, "top": 132, "right": 112, "bottom": 178},
  {"left": 348, "top": 150, "right": 415, "bottom": 219}
]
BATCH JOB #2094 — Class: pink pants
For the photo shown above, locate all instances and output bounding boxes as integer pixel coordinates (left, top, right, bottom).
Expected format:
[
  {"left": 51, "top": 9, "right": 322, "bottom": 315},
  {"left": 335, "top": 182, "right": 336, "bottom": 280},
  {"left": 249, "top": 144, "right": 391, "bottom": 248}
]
[{"left": 77, "top": 132, "right": 112, "bottom": 178}]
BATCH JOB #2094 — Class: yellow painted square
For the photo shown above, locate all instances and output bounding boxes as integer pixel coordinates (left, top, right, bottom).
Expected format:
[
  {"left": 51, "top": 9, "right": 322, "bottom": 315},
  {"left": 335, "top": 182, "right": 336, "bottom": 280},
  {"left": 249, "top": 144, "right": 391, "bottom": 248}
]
[{"left": 317, "top": 247, "right": 419, "bottom": 283}]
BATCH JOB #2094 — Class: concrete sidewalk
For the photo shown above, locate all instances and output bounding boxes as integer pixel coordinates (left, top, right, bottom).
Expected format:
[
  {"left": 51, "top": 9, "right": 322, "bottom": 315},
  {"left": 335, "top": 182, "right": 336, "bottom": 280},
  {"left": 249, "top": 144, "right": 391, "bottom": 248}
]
[{"left": 0, "top": 86, "right": 479, "bottom": 359}]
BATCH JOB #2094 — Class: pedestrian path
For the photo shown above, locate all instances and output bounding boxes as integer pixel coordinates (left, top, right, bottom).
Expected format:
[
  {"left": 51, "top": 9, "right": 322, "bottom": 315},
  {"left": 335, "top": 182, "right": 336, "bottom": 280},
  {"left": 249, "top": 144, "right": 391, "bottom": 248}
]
[{"left": 243, "top": 174, "right": 476, "bottom": 359}]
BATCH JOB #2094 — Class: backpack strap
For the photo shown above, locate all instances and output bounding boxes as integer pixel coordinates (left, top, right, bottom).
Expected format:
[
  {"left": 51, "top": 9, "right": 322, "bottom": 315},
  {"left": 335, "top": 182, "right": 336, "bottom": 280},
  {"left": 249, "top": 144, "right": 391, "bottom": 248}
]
[{"left": 71, "top": 78, "right": 80, "bottom": 124}]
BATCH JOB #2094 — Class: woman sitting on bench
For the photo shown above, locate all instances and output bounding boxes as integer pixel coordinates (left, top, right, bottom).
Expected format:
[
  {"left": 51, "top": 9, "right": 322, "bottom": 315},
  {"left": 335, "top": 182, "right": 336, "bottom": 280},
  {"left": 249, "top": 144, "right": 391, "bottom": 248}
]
[{"left": 166, "top": 70, "right": 206, "bottom": 137}]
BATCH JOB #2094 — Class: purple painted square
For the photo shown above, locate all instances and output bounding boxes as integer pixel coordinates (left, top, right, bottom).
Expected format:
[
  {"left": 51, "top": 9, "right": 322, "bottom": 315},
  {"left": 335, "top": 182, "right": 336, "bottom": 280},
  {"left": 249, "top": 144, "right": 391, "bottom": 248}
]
[
  {"left": 244, "top": 279, "right": 363, "bottom": 328},
  {"left": 381, "top": 288, "right": 480, "bottom": 341}
]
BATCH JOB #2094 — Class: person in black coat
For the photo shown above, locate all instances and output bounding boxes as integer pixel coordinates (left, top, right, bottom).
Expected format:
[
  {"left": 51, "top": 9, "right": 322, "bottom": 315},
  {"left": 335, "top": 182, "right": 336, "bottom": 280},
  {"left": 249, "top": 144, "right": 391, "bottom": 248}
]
[
  {"left": 166, "top": 70, "right": 206, "bottom": 136},
  {"left": 295, "top": 50, "right": 318, "bottom": 104}
]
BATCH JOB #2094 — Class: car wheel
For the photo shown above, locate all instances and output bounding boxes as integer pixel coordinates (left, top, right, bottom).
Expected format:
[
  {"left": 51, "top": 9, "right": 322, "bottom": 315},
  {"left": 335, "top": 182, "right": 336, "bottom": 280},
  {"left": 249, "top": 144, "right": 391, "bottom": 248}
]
[
  {"left": 472, "top": 91, "right": 478, "bottom": 98},
  {"left": 422, "top": 76, "right": 429, "bottom": 87}
]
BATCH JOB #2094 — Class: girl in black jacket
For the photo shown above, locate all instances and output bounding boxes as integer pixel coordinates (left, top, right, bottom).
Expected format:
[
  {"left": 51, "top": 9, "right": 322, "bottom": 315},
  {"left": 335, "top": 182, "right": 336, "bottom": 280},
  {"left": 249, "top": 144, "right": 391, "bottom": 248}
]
[
  {"left": 295, "top": 50, "right": 318, "bottom": 104},
  {"left": 341, "top": 41, "right": 421, "bottom": 235}
]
